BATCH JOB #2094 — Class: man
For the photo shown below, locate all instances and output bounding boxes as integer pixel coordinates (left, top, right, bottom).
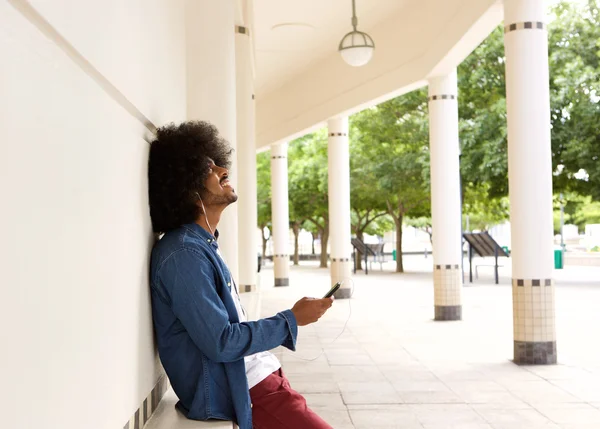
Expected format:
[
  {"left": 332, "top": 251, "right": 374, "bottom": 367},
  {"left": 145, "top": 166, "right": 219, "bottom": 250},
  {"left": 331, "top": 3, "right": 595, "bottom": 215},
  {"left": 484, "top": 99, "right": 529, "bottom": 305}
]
[{"left": 148, "top": 121, "right": 334, "bottom": 429}]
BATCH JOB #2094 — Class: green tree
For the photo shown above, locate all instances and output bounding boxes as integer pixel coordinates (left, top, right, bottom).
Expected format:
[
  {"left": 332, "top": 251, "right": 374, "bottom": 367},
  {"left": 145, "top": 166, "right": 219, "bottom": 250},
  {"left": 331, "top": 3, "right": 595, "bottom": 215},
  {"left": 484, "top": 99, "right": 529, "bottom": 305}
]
[
  {"left": 349, "top": 123, "right": 391, "bottom": 269},
  {"left": 458, "top": 26, "right": 508, "bottom": 202},
  {"left": 549, "top": 0, "right": 600, "bottom": 199},
  {"left": 457, "top": 1, "right": 600, "bottom": 205},
  {"left": 351, "top": 88, "right": 431, "bottom": 273},
  {"left": 288, "top": 130, "right": 330, "bottom": 268},
  {"left": 256, "top": 151, "right": 271, "bottom": 260}
]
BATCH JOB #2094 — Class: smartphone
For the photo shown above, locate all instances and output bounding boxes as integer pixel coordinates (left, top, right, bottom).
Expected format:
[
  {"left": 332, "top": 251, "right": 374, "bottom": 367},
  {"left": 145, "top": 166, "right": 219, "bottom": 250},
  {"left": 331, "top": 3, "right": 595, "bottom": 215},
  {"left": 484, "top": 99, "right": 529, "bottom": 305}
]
[{"left": 323, "top": 282, "right": 342, "bottom": 298}]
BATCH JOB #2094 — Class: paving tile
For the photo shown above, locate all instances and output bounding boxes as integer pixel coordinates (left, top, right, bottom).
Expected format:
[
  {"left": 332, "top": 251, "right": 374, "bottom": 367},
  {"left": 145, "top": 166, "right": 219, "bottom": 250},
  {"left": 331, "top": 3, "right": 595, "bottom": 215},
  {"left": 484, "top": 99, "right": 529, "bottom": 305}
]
[
  {"left": 523, "top": 365, "right": 594, "bottom": 380},
  {"left": 444, "top": 380, "right": 524, "bottom": 404},
  {"left": 503, "top": 380, "right": 581, "bottom": 403},
  {"left": 349, "top": 407, "right": 423, "bottom": 428},
  {"left": 312, "top": 409, "right": 355, "bottom": 429},
  {"left": 421, "top": 425, "right": 493, "bottom": 429},
  {"left": 410, "top": 404, "right": 489, "bottom": 427},
  {"left": 279, "top": 361, "right": 331, "bottom": 375},
  {"left": 303, "top": 393, "right": 346, "bottom": 410},
  {"left": 329, "top": 365, "right": 387, "bottom": 383},
  {"left": 549, "top": 378, "right": 600, "bottom": 402},
  {"left": 338, "top": 381, "right": 403, "bottom": 405},
  {"left": 392, "top": 380, "right": 464, "bottom": 404},
  {"left": 257, "top": 264, "right": 600, "bottom": 428},
  {"left": 289, "top": 380, "right": 340, "bottom": 394},
  {"left": 533, "top": 403, "right": 600, "bottom": 425},
  {"left": 325, "top": 350, "right": 375, "bottom": 366},
  {"left": 379, "top": 366, "right": 439, "bottom": 382},
  {"left": 472, "top": 405, "right": 557, "bottom": 428}
]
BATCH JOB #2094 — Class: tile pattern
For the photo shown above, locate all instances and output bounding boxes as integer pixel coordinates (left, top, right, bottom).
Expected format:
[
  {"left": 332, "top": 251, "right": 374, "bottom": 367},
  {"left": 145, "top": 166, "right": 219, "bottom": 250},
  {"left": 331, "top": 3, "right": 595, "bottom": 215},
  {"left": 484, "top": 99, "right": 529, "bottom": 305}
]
[
  {"left": 274, "top": 254, "right": 290, "bottom": 287},
  {"left": 123, "top": 375, "right": 169, "bottom": 429},
  {"left": 504, "top": 21, "right": 546, "bottom": 33},
  {"left": 512, "top": 278, "right": 556, "bottom": 343},
  {"left": 514, "top": 340, "right": 557, "bottom": 365},
  {"left": 235, "top": 25, "right": 249, "bottom": 36},
  {"left": 274, "top": 277, "right": 289, "bottom": 287},
  {"left": 433, "top": 264, "right": 462, "bottom": 316},
  {"left": 435, "top": 305, "right": 462, "bottom": 321},
  {"left": 260, "top": 263, "right": 600, "bottom": 429},
  {"left": 428, "top": 94, "right": 457, "bottom": 101},
  {"left": 239, "top": 284, "right": 256, "bottom": 293}
]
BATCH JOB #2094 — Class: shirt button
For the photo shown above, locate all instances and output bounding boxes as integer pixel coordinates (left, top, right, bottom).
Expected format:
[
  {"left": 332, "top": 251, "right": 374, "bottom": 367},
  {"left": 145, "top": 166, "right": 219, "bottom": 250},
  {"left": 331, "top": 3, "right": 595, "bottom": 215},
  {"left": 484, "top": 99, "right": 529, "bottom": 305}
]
[
  {"left": 207, "top": 239, "right": 212, "bottom": 243},
  {"left": 228, "top": 282, "right": 231, "bottom": 286}
]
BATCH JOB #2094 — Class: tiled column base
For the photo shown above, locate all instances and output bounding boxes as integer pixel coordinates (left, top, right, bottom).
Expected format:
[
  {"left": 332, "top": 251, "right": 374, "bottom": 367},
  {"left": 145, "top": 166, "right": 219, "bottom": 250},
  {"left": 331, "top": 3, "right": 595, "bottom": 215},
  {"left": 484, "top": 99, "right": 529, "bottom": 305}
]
[
  {"left": 512, "top": 278, "right": 557, "bottom": 364},
  {"left": 434, "top": 264, "right": 462, "bottom": 321},
  {"left": 273, "top": 254, "right": 289, "bottom": 287},
  {"left": 435, "top": 305, "right": 462, "bottom": 320},
  {"left": 123, "top": 374, "right": 169, "bottom": 429},
  {"left": 274, "top": 278, "right": 289, "bottom": 287},
  {"left": 514, "top": 341, "right": 557, "bottom": 365},
  {"left": 331, "top": 258, "right": 352, "bottom": 299},
  {"left": 239, "top": 284, "right": 257, "bottom": 293}
]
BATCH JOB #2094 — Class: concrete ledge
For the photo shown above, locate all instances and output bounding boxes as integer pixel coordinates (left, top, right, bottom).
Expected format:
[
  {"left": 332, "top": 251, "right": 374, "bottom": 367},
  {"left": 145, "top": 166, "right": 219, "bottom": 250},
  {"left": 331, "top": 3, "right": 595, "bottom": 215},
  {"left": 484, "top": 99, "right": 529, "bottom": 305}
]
[{"left": 145, "top": 389, "right": 235, "bottom": 429}]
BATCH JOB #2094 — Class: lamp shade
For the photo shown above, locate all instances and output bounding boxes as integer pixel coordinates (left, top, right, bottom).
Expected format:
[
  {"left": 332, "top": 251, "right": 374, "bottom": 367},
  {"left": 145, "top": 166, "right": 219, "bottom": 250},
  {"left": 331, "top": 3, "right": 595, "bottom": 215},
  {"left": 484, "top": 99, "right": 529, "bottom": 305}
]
[{"left": 338, "top": 30, "right": 375, "bottom": 67}]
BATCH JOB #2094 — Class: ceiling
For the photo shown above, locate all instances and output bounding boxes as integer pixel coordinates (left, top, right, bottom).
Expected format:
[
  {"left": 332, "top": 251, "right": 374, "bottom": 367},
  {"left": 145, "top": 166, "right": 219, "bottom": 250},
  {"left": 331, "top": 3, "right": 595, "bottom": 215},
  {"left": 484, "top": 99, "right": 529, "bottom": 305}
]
[
  {"left": 251, "top": 0, "right": 503, "bottom": 149},
  {"left": 253, "top": 0, "right": 410, "bottom": 95}
]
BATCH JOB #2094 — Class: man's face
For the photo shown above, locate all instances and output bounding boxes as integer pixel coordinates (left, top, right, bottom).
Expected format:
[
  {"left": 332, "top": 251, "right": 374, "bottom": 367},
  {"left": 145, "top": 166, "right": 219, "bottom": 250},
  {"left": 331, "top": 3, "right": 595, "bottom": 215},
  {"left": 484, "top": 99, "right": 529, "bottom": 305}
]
[{"left": 201, "top": 159, "right": 238, "bottom": 206}]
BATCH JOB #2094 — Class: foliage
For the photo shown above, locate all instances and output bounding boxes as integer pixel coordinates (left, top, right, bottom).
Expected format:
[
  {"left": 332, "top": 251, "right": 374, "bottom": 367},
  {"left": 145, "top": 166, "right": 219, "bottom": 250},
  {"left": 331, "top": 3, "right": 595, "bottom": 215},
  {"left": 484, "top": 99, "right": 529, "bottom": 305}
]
[
  {"left": 351, "top": 88, "right": 431, "bottom": 272},
  {"left": 549, "top": 0, "right": 600, "bottom": 199},
  {"left": 288, "top": 130, "right": 330, "bottom": 267}
]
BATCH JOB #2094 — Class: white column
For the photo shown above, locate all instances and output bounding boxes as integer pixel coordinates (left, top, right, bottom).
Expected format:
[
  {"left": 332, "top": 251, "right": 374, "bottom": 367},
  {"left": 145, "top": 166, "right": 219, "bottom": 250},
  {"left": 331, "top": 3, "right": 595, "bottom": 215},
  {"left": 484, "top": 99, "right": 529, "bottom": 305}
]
[
  {"left": 271, "top": 143, "right": 290, "bottom": 286},
  {"left": 185, "top": 0, "right": 239, "bottom": 281},
  {"left": 327, "top": 117, "right": 352, "bottom": 299},
  {"left": 235, "top": 23, "right": 257, "bottom": 293},
  {"left": 428, "top": 69, "right": 463, "bottom": 321},
  {"left": 504, "top": 0, "right": 556, "bottom": 364}
]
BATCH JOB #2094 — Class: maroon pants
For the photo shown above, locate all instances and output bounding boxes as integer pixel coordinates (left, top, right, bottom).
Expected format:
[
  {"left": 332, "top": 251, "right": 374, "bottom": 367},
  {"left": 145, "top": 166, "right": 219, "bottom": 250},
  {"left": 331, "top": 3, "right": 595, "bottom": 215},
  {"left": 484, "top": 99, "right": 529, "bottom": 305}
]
[{"left": 249, "top": 369, "right": 333, "bottom": 429}]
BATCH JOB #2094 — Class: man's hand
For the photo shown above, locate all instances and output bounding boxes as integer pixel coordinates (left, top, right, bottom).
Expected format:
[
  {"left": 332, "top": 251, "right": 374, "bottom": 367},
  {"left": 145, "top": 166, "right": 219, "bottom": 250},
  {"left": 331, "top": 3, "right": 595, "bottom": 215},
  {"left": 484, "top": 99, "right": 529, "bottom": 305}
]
[{"left": 291, "top": 297, "right": 334, "bottom": 326}]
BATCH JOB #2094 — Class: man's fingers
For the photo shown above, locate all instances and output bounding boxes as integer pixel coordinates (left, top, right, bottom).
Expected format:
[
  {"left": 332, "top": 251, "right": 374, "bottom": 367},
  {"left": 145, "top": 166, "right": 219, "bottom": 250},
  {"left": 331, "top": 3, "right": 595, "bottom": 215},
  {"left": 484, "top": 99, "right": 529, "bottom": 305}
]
[{"left": 321, "top": 298, "right": 333, "bottom": 308}]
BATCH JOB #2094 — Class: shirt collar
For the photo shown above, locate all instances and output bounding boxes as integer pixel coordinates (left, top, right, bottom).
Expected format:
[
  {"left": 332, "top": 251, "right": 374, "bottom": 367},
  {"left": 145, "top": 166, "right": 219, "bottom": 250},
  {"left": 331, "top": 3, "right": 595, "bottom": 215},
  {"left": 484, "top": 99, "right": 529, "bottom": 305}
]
[{"left": 183, "top": 223, "right": 220, "bottom": 248}]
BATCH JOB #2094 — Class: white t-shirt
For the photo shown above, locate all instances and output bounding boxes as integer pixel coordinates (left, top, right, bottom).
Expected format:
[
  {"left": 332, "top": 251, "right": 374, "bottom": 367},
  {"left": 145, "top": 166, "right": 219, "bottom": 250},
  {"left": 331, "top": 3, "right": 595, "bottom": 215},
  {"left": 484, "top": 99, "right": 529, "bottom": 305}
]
[
  {"left": 229, "top": 280, "right": 281, "bottom": 388},
  {"left": 217, "top": 250, "right": 280, "bottom": 388}
]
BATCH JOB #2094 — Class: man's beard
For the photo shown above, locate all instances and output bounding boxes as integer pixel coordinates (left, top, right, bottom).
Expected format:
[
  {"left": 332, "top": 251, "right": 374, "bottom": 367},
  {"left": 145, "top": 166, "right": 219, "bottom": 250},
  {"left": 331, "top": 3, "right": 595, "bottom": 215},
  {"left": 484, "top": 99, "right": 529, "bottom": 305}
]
[{"left": 204, "top": 189, "right": 238, "bottom": 206}]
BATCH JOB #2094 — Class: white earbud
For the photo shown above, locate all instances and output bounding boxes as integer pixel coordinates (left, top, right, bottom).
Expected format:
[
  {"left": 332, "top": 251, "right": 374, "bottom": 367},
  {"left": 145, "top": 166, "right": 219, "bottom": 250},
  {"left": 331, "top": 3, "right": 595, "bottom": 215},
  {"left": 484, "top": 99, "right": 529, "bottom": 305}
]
[{"left": 196, "top": 192, "right": 215, "bottom": 237}]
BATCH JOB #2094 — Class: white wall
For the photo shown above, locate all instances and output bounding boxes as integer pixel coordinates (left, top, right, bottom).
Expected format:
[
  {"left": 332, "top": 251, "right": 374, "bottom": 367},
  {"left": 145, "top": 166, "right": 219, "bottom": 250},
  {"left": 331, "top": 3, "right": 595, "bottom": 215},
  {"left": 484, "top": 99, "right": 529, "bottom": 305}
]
[{"left": 0, "top": 1, "right": 186, "bottom": 428}]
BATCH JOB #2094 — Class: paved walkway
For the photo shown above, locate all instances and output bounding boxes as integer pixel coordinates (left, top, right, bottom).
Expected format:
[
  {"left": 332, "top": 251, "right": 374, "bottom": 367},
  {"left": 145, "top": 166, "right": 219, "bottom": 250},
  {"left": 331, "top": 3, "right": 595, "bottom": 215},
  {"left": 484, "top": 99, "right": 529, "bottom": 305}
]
[{"left": 256, "top": 257, "right": 600, "bottom": 429}]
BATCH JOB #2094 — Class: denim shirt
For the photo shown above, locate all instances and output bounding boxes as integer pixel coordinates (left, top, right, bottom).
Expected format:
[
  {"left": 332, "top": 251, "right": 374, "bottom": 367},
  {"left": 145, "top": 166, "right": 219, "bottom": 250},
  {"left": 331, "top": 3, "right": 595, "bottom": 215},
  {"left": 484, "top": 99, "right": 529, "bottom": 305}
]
[{"left": 150, "top": 223, "right": 298, "bottom": 429}]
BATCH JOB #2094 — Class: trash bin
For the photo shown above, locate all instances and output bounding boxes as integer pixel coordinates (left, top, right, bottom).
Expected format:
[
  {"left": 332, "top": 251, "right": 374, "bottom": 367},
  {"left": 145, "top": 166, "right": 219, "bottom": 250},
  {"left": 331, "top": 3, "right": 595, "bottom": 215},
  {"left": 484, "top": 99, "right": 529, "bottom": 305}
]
[
  {"left": 392, "top": 249, "right": 397, "bottom": 261},
  {"left": 554, "top": 248, "right": 563, "bottom": 269}
]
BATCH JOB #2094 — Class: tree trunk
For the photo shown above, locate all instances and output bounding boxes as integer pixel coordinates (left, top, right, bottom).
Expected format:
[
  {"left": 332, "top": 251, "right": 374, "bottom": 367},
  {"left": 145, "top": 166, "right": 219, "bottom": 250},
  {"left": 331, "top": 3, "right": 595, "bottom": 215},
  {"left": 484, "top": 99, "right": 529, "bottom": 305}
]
[
  {"left": 292, "top": 223, "right": 300, "bottom": 265},
  {"left": 311, "top": 232, "right": 316, "bottom": 255},
  {"left": 261, "top": 227, "right": 268, "bottom": 261},
  {"left": 356, "top": 229, "right": 364, "bottom": 271},
  {"left": 395, "top": 214, "right": 404, "bottom": 273},
  {"left": 319, "top": 222, "right": 329, "bottom": 268}
]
